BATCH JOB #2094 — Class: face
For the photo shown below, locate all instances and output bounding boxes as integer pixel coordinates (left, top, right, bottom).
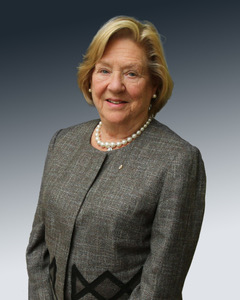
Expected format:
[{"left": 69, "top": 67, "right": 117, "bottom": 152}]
[{"left": 91, "top": 37, "right": 156, "bottom": 129}]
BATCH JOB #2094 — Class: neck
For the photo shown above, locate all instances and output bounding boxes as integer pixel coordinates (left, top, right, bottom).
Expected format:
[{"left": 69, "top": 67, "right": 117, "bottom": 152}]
[
  {"left": 100, "top": 116, "right": 150, "bottom": 142},
  {"left": 92, "top": 115, "right": 153, "bottom": 151}
]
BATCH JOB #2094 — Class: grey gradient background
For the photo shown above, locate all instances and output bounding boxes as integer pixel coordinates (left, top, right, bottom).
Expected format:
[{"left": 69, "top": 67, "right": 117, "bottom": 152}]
[{"left": 1, "top": 1, "right": 239, "bottom": 299}]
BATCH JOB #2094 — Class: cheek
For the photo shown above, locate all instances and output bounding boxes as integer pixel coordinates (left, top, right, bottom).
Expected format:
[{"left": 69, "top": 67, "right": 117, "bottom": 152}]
[
  {"left": 128, "top": 83, "right": 151, "bottom": 103},
  {"left": 92, "top": 80, "right": 107, "bottom": 97},
  {"left": 127, "top": 83, "right": 143, "bottom": 98}
]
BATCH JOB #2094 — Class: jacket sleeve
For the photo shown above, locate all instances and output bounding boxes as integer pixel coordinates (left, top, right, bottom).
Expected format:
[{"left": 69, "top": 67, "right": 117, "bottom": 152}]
[
  {"left": 26, "top": 131, "right": 60, "bottom": 300},
  {"left": 129, "top": 146, "right": 206, "bottom": 300}
]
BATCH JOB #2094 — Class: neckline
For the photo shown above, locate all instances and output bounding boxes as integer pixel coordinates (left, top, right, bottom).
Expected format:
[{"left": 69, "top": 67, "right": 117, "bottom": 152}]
[{"left": 85, "top": 119, "right": 155, "bottom": 155}]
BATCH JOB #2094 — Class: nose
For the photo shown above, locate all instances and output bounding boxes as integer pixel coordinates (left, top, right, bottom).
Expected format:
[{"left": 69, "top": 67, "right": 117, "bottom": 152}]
[{"left": 108, "top": 71, "right": 125, "bottom": 93}]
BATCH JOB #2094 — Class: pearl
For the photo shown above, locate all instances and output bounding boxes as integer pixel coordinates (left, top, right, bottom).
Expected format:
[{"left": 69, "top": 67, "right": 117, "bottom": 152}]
[
  {"left": 95, "top": 116, "right": 153, "bottom": 150},
  {"left": 110, "top": 142, "right": 116, "bottom": 148},
  {"left": 117, "top": 141, "right": 122, "bottom": 147}
]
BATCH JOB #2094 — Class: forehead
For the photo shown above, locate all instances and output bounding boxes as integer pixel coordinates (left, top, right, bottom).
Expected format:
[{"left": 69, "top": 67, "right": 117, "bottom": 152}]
[{"left": 98, "top": 37, "right": 148, "bottom": 67}]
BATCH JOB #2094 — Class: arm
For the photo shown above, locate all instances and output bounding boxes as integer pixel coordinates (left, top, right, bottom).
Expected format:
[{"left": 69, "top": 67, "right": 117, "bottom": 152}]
[
  {"left": 130, "top": 146, "right": 206, "bottom": 299},
  {"left": 26, "top": 132, "right": 60, "bottom": 300}
]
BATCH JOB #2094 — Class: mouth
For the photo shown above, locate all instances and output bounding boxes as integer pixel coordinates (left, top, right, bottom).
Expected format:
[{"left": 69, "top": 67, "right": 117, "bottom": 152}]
[{"left": 106, "top": 99, "right": 128, "bottom": 104}]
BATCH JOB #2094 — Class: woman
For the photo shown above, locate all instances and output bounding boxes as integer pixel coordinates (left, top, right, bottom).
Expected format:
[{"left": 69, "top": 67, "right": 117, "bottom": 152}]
[{"left": 26, "top": 16, "right": 206, "bottom": 299}]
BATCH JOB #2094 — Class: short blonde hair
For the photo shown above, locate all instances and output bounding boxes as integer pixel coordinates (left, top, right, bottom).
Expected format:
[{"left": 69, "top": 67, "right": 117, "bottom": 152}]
[{"left": 77, "top": 16, "right": 173, "bottom": 115}]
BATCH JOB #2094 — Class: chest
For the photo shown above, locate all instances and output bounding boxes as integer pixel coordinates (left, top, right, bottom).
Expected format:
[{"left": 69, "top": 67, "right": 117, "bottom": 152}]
[{"left": 43, "top": 149, "right": 166, "bottom": 248}]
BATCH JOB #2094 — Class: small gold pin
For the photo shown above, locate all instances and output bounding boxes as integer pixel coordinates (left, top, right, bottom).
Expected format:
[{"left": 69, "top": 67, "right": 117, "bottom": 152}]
[{"left": 118, "top": 164, "right": 123, "bottom": 170}]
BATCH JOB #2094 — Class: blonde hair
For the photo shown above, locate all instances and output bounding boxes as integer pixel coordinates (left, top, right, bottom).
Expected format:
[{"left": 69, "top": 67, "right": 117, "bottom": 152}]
[{"left": 77, "top": 16, "right": 173, "bottom": 115}]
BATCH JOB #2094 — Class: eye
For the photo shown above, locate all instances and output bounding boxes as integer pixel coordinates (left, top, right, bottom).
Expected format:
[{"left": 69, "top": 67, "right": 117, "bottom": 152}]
[
  {"left": 100, "top": 69, "right": 110, "bottom": 74},
  {"left": 128, "top": 72, "right": 137, "bottom": 77}
]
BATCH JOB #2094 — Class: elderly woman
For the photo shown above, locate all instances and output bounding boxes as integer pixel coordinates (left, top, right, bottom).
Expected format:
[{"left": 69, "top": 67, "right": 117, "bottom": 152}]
[{"left": 26, "top": 16, "right": 206, "bottom": 299}]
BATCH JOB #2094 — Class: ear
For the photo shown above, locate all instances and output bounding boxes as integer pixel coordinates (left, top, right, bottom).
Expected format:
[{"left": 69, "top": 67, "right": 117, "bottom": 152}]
[
  {"left": 88, "top": 80, "right": 92, "bottom": 92},
  {"left": 152, "top": 84, "right": 158, "bottom": 97},
  {"left": 151, "top": 77, "right": 158, "bottom": 94}
]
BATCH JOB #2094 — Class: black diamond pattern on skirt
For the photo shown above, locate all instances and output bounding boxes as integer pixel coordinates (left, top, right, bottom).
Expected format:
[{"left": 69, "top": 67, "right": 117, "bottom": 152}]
[{"left": 71, "top": 264, "right": 143, "bottom": 300}]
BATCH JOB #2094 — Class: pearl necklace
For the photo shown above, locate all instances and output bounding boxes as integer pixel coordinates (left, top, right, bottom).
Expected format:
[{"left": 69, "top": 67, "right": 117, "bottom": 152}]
[{"left": 95, "top": 116, "right": 153, "bottom": 151}]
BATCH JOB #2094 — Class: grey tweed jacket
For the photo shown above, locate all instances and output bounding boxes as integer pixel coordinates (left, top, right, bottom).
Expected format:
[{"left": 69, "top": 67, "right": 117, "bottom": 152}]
[{"left": 26, "top": 119, "right": 206, "bottom": 300}]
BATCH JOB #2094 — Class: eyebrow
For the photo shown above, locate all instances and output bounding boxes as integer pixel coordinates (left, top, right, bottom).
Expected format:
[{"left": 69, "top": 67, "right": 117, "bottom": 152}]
[{"left": 96, "top": 60, "right": 144, "bottom": 71}]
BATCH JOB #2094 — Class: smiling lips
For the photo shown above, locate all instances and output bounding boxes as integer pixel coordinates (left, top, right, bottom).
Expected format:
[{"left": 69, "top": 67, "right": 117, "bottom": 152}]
[{"left": 106, "top": 99, "right": 127, "bottom": 104}]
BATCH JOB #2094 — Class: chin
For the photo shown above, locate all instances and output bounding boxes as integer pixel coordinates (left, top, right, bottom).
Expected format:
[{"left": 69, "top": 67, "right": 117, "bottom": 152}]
[
  {"left": 102, "top": 113, "right": 130, "bottom": 125},
  {"left": 105, "top": 118, "right": 127, "bottom": 126}
]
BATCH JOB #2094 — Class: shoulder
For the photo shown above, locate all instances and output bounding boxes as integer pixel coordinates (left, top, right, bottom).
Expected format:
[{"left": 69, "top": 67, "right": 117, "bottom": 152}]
[
  {"left": 45, "top": 120, "right": 99, "bottom": 158},
  {"left": 49, "top": 120, "right": 98, "bottom": 147},
  {"left": 139, "top": 119, "right": 203, "bottom": 168},
  {"left": 147, "top": 120, "right": 206, "bottom": 191},
  {"left": 56, "top": 119, "right": 98, "bottom": 140},
  {"left": 147, "top": 119, "right": 199, "bottom": 153}
]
